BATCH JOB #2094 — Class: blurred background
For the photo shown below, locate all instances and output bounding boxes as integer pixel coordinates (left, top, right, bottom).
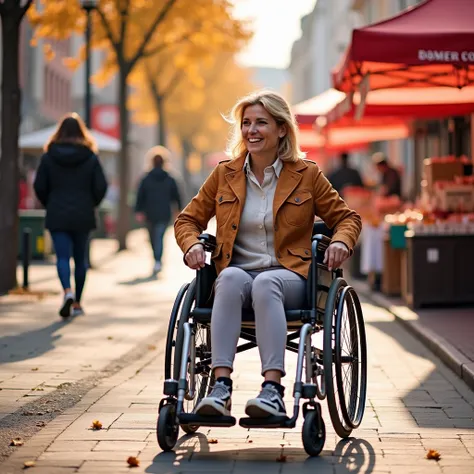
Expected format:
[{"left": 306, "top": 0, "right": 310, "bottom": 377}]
[{"left": 2, "top": 0, "right": 474, "bottom": 309}]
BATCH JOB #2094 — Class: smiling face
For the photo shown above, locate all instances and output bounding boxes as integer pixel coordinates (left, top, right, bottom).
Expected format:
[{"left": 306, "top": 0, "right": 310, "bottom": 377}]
[{"left": 241, "top": 104, "right": 286, "bottom": 159}]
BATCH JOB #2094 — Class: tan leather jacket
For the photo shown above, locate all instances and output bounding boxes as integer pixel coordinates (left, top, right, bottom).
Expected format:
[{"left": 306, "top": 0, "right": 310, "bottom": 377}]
[{"left": 174, "top": 156, "right": 362, "bottom": 278}]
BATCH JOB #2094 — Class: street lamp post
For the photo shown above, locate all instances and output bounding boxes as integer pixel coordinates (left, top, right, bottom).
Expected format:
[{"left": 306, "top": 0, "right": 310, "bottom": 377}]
[
  {"left": 80, "top": 0, "right": 98, "bottom": 128},
  {"left": 80, "top": 0, "right": 98, "bottom": 269}
]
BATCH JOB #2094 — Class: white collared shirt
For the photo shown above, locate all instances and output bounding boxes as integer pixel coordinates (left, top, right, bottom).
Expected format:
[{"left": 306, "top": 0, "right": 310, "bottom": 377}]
[{"left": 231, "top": 154, "right": 283, "bottom": 270}]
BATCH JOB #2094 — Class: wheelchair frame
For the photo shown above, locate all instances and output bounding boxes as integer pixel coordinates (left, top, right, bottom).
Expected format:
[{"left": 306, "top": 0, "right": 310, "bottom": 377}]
[{"left": 157, "top": 224, "right": 367, "bottom": 457}]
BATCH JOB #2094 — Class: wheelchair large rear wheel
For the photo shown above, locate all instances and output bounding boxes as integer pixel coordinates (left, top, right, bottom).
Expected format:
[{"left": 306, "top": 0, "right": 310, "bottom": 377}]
[
  {"left": 323, "top": 278, "right": 367, "bottom": 438},
  {"left": 334, "top": 286, "right": 367, "bottom": 430},
  {"left": 173, "top": 279, "right": 214, "bottom": 434}
]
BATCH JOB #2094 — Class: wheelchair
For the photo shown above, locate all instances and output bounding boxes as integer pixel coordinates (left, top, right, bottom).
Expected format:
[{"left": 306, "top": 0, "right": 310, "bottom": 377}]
[{"left": 157, "top": 221, "right": 367, "bottom": 457}]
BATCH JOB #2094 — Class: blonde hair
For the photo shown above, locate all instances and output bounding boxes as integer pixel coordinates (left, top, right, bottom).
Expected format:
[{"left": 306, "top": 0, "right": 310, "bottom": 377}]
[
  {"left": 225, "top": 89, "right": 305, "bottom": 163},
  {"left": 144, "top": 145, "right": 171, "bottom": 172},
  {"left": 45, "top": 113, "right": 97, "bottom": 153}
]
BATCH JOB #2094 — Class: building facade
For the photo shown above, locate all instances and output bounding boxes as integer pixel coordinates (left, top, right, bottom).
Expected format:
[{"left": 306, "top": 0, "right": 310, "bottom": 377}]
[{"left": 289, "top": 0, "right": 360, "bottom": 104}]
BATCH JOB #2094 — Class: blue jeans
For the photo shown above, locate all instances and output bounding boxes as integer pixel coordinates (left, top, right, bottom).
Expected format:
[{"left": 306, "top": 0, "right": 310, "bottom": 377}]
[
  {"left": 146, "top": 221, "right": 168, "bottom": 263},
  {"left": 50, "top": 231, "right": 89, "bottom": 303}
]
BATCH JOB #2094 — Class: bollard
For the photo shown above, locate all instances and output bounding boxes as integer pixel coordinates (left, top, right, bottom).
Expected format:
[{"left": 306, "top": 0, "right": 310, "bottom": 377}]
[{"left": 22, "top": 227, "right": 31, "bottom": 290}]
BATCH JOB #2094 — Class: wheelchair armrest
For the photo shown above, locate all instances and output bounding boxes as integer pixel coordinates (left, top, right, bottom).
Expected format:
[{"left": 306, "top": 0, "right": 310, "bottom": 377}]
[
  {"left": 311, "top": 233, "right": 332, "bottom": 246},
  {"left": 198, "top": 233, "right": 217, "bottom": 252}
]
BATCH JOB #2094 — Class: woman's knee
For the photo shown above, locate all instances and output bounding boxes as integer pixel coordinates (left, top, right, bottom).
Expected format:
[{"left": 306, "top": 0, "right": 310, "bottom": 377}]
[
  {"left": 251, "top": 272, "right": 282, "bottom": 302},
  {"left": 215, "top": 267, "right": 249, "bottom": 292}
]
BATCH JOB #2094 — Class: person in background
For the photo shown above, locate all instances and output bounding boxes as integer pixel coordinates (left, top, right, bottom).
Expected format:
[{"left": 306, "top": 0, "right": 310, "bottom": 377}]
[
  {"left": 135, "top": 146, "right": 182, "bottom": 274},
  {"left": 34, "top": 113, "right": 108, "bottom": 318},
  {"left": 18, "top": 169, "right": 29, "bottom": 210},
  {"left": 327, "top": 152, "right": 364, "bottom": 197},
  {"left": 372, "top": 152, "right": 402, "bottom": 197}
]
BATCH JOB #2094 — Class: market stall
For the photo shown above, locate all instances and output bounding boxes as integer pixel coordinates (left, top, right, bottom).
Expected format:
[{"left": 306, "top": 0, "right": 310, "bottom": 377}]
[
  {"left": 292, "top": 90, "right": 410, "bottom": 169},
  {"left": 329, "top": 0, "right": 474, "bottom": 307}
]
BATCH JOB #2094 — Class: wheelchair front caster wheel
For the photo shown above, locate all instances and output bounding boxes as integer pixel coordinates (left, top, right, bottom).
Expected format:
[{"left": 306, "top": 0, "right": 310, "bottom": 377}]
[
  {"left": 157, "top": 404, "right": 179, "bottom": 452},
  {"left": 302, "top": 410, "right": 326, "bottom": 457},
  {"left": 181, "top": 423, "right": 198, "bottom": 435}
]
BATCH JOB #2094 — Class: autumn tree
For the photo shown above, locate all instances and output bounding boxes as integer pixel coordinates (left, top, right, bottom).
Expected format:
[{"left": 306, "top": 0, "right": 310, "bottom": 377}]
[
  {"left": 171, "top": 56, "right": 254, "bottom": 183},
  {"left": 128, "top": 18, "right": 251, "bottom": 148},
  {"left": 130, "top": 54, "right": 254, "bottom": 193},
  {"left": 29, "top": 0, "right": 250, "bottom": 250},
  {"left": 0, "top": 0, "right": 33, "bottom": 293}
]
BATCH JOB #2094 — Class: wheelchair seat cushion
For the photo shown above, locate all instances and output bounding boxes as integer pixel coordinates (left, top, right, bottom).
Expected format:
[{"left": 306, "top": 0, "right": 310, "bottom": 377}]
[{"left": 191, "top": 307, "right": 307, "bottom": 324}]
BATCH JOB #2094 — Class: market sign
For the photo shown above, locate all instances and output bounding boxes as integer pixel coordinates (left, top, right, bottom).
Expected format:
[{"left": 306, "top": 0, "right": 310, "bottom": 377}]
[{"left": 418, "top": 50, "right": 474, "bottom": 63}]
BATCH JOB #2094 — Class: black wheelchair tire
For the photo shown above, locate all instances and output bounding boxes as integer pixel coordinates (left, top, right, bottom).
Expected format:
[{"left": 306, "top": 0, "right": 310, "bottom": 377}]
[
  {"left": 334, "top": 286, "right": 367, "bottom": 430},
  {"left": 157, "top": 403, "right": 179, "bottom": 452},
  {"left": 173, "top": 279, "right": 197, "bottom": 380},
  {"left": 302, "top": 410, "right": 326, "bottom": 457},
  {"left": 323, "top": 277, "right": 353, "bottom": 438},
  {"left": 165, "top": 283, "right": 190, "bottom": 380}
]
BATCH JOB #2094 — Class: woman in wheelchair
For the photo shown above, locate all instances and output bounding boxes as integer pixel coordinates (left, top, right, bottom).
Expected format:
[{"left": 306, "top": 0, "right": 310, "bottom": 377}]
[{"left": 174, "top": 90, "right": 362, "bottom": 420}]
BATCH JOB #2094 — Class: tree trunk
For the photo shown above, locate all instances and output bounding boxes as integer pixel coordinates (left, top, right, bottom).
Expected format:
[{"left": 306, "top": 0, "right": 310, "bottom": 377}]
[
  {"left": 116, "top": 67, "right": 130, "bottom": 251},
  {"left": 156, "top": 94, "right": 167, "bottom": 147},
  {"left": 181, "top": 138, "right": 193, "bottom": 202},
  {"left": 0, "top": 11, "right": 21, "bottom": 293}
]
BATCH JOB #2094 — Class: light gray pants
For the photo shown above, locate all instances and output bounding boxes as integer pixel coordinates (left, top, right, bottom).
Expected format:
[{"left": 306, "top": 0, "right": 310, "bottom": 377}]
[{"left": 211, "top": 266, "right": 306, "bottom": 377}]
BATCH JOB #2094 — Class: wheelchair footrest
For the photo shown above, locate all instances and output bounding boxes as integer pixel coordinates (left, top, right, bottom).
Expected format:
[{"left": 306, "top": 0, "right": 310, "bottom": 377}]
[
  {"left": 239, "top": 416, "right": 290, "bottom": 429},
  {"left": 178, "top": 413, "right": 236, "bottom": 427}
]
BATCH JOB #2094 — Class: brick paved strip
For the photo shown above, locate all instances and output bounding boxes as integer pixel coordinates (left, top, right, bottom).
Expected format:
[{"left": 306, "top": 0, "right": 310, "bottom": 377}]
[{"left": 0, "top": 340, "right": 162, "bottom": 474}]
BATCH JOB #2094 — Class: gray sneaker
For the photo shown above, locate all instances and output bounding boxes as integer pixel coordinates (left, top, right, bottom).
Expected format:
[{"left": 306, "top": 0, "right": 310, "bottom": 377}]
[
  {"left": 245, "top": 383, "right": 286, "bottom": 418},
  {"left": 195, "top": 380, "right": 232, "bottom": 416}
]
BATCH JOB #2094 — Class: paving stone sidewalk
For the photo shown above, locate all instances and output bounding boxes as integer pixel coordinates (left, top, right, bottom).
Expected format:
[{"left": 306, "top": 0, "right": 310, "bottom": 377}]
[
  {"left": 352, "top": 280, "right": 474, "bottom": 391},
  {"left": 2, "top": 285, "right": 474, "bottom": 473},
  {"left": 0, "top": 228, "right": 193, "bottom": 423}
]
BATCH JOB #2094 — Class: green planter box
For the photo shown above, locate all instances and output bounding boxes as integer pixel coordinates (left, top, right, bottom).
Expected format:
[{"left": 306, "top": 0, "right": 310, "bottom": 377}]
[
  {"left": 18, "top": 210, "right": 50, "bottom": 260},
  {"left": 389, "top": 224, "right": 408, "bottom": 250}
]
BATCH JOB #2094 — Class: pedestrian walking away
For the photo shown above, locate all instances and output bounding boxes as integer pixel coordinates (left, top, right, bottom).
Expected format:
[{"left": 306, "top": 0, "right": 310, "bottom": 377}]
[
  {"left": 33, "top": 113, "right": 108, "bottom": 318},
  {"left": 175, "top": 89, "right": 362, "bottom": 419},
  {"left": 327, "top": 152, "right": 364, "bottom": 197},
  {"left": 135, "top": 146, "right": 183, "bottom": 275}
]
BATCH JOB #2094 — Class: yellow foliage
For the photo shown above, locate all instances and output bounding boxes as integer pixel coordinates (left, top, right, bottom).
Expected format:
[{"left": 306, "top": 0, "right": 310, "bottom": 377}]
[
  {"left": 62, "top": 57, "right": 81, "bottom": 72},
  {"left": 29, "top": 0, "right": 252, "bottom": 89},
  {"left": 43, "top": 43, "right": 56, "bottom": 62}
]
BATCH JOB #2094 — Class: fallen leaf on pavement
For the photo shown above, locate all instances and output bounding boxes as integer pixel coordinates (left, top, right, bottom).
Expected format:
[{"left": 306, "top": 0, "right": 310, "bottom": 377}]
[
  {"left": 127, "top": 456, "right": 140, "bottom": 467},
  {"left": 207, "top": 438, "right": 218, "bottom": 444},
  {"left": 10, "top": 437, "right": 24, "bottom": 446},
  {"left": 91, "top": 420, "right": 103, "bottom": 430},
  {"left": 31, "top": 368, "right": 38, "bottom": 372},
  {"left": 147, "top": 344, "right": 157, "bottom": 351},
  {"left": 276, "top": 454, "right": 287, "bottom": 462},
  {"left": 36, "top": 421, "right": 46, "bottom": 427},
  {"left": 23, "top": 460, "right": 35, "bottom": 468},
  {"left": 107, "top": 336, "right": 113, "bottom": 340},
  {"left": 426, "top": 449, "right": 441, "bottom": 461}
]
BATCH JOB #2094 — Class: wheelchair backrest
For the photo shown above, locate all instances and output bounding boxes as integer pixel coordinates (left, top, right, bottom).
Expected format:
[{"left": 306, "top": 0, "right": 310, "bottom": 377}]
[{"left": 313, "top": 220, "right": 333, "bottom": 239}]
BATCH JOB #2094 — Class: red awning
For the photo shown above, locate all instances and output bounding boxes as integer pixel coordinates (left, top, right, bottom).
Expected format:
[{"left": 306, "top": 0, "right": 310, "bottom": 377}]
[
  {"left": 293, "top": 89, "right": 346, "bottom": 125},
  {"left": 325, "top": 88, "right": 474, "bottom": 124},
  {"left": 299, "top": 118, "right": 409, "bottom": 151},
  {"left": 333, "top": 0, "right": 474, "bottom": 92}
]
